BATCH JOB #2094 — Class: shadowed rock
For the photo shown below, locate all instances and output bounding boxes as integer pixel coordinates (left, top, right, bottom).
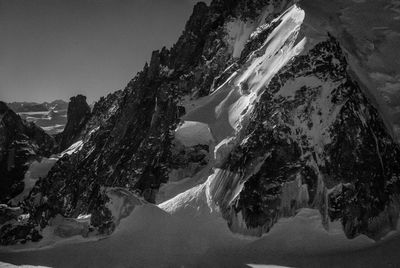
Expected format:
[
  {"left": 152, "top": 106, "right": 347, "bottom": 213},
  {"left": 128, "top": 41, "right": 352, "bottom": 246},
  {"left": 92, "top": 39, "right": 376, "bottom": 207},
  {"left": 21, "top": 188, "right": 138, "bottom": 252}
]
[{"left": 56, "top": 95, "right": 91, "bottom": 151}]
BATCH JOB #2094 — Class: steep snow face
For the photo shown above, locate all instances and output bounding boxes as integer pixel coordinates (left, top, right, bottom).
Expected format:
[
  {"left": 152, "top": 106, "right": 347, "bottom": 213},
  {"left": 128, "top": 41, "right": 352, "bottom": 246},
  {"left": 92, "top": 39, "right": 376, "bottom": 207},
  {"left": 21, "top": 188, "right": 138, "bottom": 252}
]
[
  {"left": 229, "top": 5, "right": 306, "bottom": 131},
  {"left": 59, "top": 140, "right": 83, "bottom": 156},
  {"left": 299, "top": 0, "right": 400, "bottom": 141},
  {"left": 184, "top": 5, "right": 306, "bottom": 143}
]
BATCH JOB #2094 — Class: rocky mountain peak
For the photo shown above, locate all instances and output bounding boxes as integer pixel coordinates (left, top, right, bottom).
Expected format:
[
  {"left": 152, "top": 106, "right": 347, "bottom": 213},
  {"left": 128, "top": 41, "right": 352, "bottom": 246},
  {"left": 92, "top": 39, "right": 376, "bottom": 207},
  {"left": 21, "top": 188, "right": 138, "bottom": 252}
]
[{"left": 56, "top": 94, "right": 91, "bottom": 151}]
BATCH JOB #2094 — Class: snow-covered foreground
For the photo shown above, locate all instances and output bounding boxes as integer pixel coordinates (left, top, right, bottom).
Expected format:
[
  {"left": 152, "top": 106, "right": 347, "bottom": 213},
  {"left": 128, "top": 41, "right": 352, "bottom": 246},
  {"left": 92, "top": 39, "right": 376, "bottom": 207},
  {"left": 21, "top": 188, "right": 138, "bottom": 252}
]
[{"left": 1, "top": 179, "right": 400, "bottom": 268}]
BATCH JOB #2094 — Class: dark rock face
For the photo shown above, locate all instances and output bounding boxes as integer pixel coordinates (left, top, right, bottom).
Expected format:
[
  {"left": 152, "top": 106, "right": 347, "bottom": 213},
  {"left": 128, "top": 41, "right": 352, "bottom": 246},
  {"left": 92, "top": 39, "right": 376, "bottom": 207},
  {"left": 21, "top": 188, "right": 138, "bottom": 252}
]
[
  {"left": 0, "top": 102, "right": 55, "bottom": 204},
  {"left": 169, "top": 142, "right": 210, "bottom": 183},
  {"left": 214, "top": 36, "right": 400, "bottom": 239},
  {"left": 56, "top": 95, "right": 91, "bottom": 151}
]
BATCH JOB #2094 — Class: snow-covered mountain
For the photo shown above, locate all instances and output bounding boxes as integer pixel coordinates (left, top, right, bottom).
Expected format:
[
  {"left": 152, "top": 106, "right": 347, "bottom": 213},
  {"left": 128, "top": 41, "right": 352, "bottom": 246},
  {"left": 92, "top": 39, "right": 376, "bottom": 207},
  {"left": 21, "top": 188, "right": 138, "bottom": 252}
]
[{"left": 1, "top": 0, "right": 400, "bottom": 266}]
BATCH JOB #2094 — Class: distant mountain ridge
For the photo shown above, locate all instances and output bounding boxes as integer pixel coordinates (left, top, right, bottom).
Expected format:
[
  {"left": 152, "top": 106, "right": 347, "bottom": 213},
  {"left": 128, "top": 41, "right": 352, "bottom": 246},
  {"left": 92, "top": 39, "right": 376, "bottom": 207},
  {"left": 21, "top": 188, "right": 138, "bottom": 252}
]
[
  {"left": 6, "top": 100, "right": 69, "bottom": 135},
  {"left": 8, "top": 100, "right": 68, "bottom": 113}
]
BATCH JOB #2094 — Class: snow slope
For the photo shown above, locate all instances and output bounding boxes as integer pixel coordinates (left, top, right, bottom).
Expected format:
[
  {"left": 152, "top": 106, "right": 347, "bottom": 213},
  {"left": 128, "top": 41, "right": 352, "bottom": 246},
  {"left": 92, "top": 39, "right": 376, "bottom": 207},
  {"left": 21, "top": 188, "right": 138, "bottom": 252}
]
[{"left": 2, "top": 175, "right": 399, "bottom": 268}]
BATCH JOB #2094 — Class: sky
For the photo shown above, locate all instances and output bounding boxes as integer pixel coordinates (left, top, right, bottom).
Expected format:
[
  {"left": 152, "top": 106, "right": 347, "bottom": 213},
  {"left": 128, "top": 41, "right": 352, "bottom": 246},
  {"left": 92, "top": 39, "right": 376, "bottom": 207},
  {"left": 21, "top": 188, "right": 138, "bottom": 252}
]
[{"left": 0, "top": 0, "right": 210, "bottom": 104}]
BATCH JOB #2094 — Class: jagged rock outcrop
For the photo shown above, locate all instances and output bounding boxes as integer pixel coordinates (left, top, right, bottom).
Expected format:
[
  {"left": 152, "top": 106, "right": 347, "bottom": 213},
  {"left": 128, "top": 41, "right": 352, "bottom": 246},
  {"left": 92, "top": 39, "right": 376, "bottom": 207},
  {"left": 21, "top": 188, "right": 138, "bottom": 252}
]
[
  {"left": 0, "top": 102, "right": 55, "bottom": 204},
  {"left": 56, "top": 95, "right": 91, "bottom": 151}
]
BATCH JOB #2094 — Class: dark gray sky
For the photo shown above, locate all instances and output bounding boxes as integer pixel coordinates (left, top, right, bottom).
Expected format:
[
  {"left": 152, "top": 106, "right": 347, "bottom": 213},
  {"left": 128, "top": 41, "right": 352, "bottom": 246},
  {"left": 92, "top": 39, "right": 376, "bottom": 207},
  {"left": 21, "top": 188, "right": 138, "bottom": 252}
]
[{"left": 0, "top": 0, "right": 209, "bottom": 104}]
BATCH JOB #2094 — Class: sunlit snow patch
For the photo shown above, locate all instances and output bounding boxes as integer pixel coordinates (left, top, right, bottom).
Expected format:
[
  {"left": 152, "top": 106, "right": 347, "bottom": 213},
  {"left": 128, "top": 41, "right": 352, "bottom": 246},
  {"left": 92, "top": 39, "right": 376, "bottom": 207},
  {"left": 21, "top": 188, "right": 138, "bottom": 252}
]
[
  {"left": 60, "top": 140, "right": 83, "bottom": 156},
  {"left": 175, "top": 121, "right": 214, "bottom": 147}
]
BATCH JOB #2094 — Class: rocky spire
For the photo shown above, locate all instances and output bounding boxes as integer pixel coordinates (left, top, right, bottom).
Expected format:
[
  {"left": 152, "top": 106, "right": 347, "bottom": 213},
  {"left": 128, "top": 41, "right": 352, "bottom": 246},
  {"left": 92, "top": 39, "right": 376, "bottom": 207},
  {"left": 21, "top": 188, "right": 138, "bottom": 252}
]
[{"left": 57, "top": 94, "right": 91, "bottom": 151}]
